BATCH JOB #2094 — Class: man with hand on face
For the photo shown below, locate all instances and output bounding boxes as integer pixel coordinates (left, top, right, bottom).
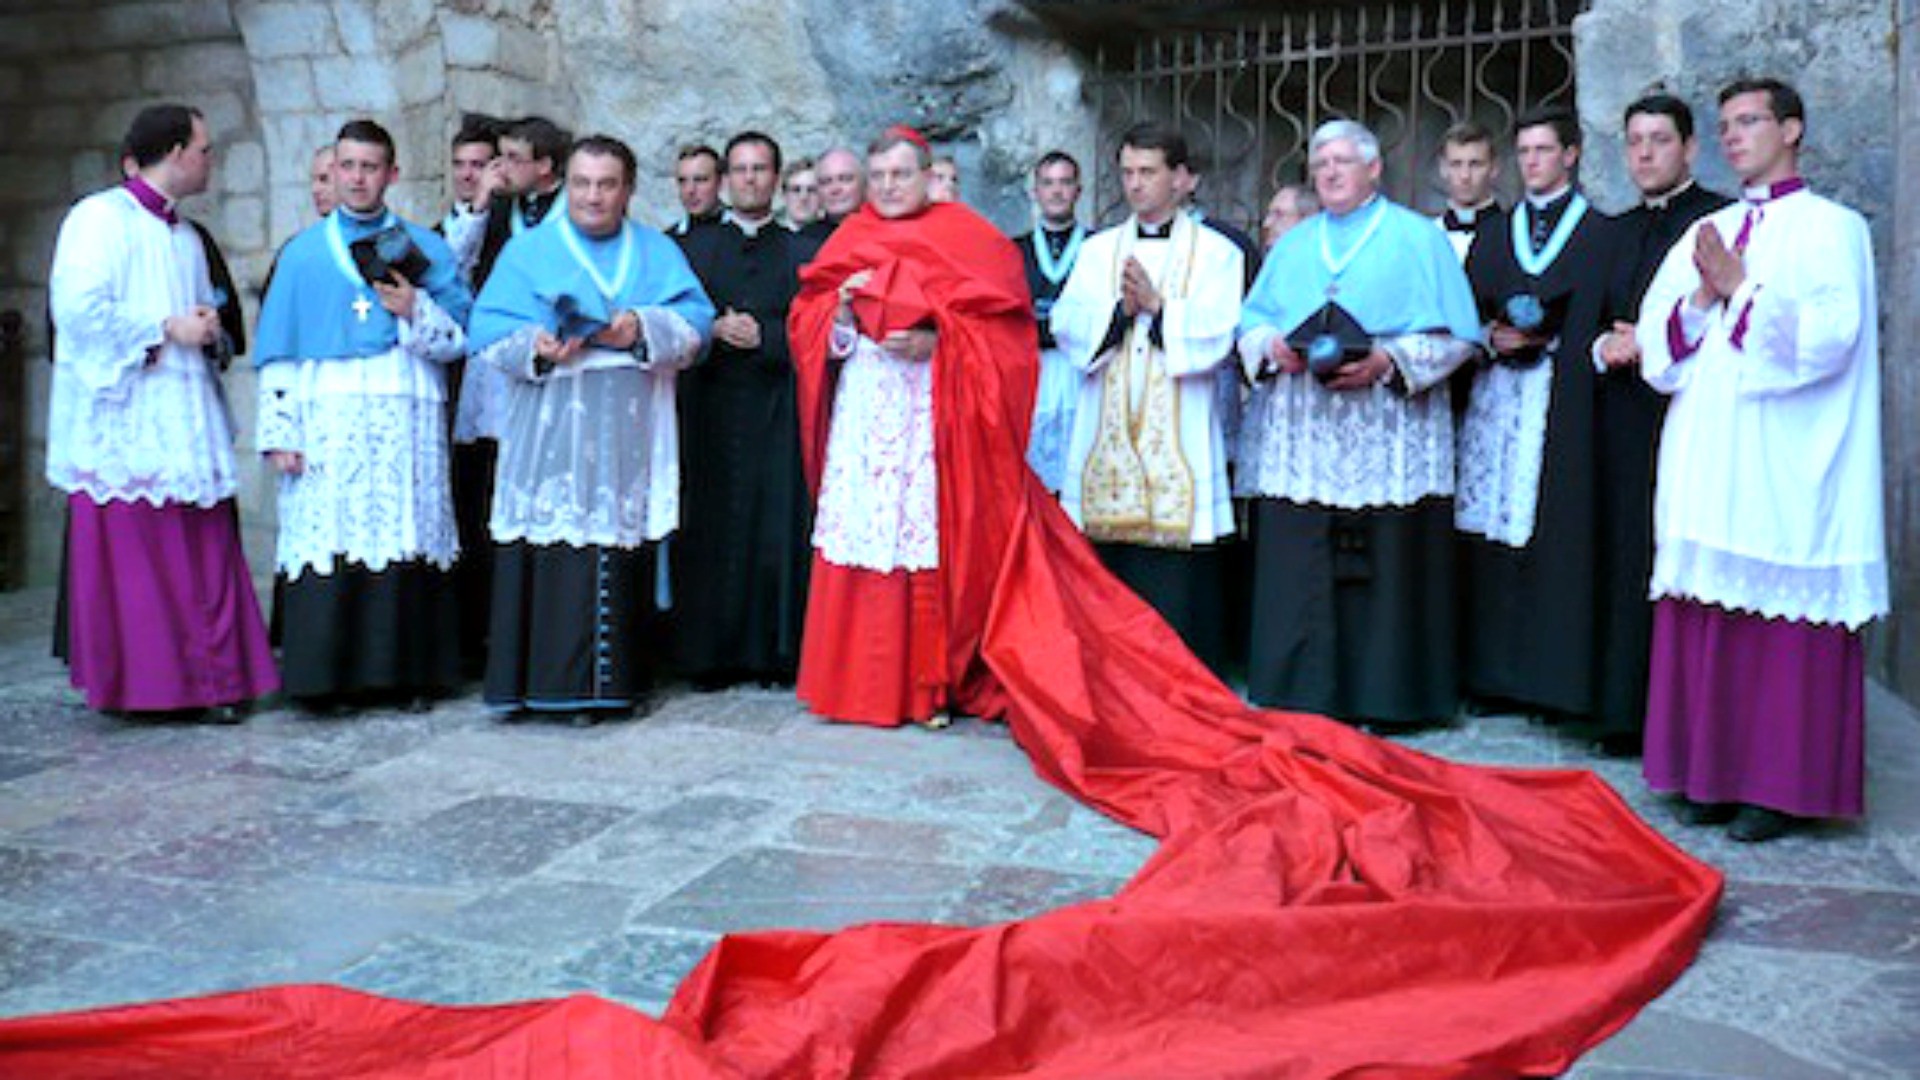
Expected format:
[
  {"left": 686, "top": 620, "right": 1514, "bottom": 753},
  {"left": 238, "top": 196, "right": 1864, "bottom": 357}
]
[
  {"left": 1635, "top": 78, "right": 1884, "bottom": 843},
  {"left": 1050, "top": 124, "right": 1243, "bottom": 676},
  {"left": 672, "top": 131, "right": 818, "bottom": 688},
  {"left": 803, "top": 146, "right": 865, "bottom": 241},
  {"left": 255, "top": 119, "right": 473, "bottom": 714},
  {"left": 469, "top": 135, "right": 714, "bottom": 724},
  {"left": 1436, "top": 122, "right": 1504, "bottom": 264},
  {"left": 1586, "top": 93, "right": 1731, "bottom": 755},
  {"left": 1457, "top": 106, "right": 1617, "bottom": 730},
  {"left": 473, "top": 116, "right": 570, "bottom": 290},
  {"left": 458, "top": 115, "right": 568, "bottom": 673},
  {"left": 441, "top": 113, "right": 503, "bottom": 287},
  {"left": 669, "top": 144, "right": 724, "bottom": 239},
  {"left": 1235, "top": 119, "right": 1482, "bottom": 728},
  {"left": 48, "top": 102, "right": 280, "bottom": 722},
  {"left": 789, "top": 125, "right": 1033, "bottom": 728},
  {"left": 1012, "top": 150, "right": 1087, "bottom": 494}
]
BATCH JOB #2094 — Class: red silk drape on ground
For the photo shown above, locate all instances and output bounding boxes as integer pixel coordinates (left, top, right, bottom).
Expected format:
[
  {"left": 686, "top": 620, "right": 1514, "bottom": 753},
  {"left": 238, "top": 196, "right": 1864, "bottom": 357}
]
[{"left": 0, "top": 202, "right": 1720, "bottom": 1079}]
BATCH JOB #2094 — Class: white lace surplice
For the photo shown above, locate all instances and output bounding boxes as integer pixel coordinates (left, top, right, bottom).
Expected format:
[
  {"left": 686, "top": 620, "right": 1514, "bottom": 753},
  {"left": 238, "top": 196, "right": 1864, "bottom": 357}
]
[
  {"left": 47, "top": 188, "right": 240, "bottom": 508},
  {"left": 1233, "top": 329, "right": 1471, "bottom": 510},
  {"left": 1454, "top": 350, "right": 1554, "bottom": 547},
  {"left": 481, "top": 311, "right": 704, "bottom": 549},
  {"left": 257, "top": 293, "right": 466, "bottom": 578},
  {"left": 812, "top": 325, "right": 939, "bottom": 572}
]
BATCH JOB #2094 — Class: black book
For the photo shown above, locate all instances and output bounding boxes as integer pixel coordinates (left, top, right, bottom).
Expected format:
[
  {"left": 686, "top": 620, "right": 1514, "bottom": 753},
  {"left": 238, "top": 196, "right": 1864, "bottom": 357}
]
[
  {"left": 1285, "top": 301, "right": 1373, "bottom": 380},
  {"left": 348, "top": 225, "right": 431, "bottom": 286}
]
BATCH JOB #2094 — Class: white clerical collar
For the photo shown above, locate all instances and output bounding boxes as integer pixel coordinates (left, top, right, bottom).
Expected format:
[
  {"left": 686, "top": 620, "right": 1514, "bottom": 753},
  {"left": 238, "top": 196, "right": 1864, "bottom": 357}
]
[
  {"left": 726, "top": 208, "right": 775, "bottom": 236},
  {"left": 1524, "top": 184, "right": 1572, "bottom": 209},
  {"left": 1742, "top": 176, "right": 1807, "bottom": 204},
  {"left": 1642, "top": 177, "right": 1696, "bottom": 211},
  {"left": 1447, "top": 197, "right": 1497, "bottom": 222},
  {"left": 340, "top": 204, "right": 387, "bottom": 223},
  {"left": 1041, "top": 219, "right": 1080, "bottom": 234}
]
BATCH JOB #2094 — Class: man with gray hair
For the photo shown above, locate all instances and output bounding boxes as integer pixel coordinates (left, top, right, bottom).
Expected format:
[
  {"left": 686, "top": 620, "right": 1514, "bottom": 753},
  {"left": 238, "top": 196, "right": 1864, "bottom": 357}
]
[
  {"left": 1235, "top": 118, "right": 1482, "bottom": 728},
  {"left": 804, "top": 146, "right": 866, "bottom": 241}
]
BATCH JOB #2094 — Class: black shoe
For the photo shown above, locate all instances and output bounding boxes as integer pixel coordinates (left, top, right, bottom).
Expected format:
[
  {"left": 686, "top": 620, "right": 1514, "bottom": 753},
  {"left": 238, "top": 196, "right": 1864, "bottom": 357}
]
[
  {"left": 206, "top": 703, "right": 247, "bottom": 725},
  {"left": 400, "top": 695, "right": 434, "bottom": 714},
  {"left": 1728, "top": 805, "right": 1795, "bottom": 843},
  {"left": 567, "top": 711, "right": 601, "bottom": 728},
  {"left": 1591, "top": 733, "right": 1641, "bottom": 759},
  {"left": 1678, "top": 799, "right": 1739, "bottom": 826}
]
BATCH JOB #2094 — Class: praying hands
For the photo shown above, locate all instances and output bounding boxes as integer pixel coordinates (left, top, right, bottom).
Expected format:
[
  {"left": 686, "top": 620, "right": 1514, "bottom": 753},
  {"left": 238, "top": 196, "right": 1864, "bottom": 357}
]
[{"left": 1691, "top": 221, "right": 1746, "bottom": 307}]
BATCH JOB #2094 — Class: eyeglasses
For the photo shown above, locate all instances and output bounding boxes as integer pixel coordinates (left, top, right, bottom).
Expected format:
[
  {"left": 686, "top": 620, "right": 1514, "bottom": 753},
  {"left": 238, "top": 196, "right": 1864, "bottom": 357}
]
[{"left": 1718, "top": 113, "right": 1777, "bottom": 134}]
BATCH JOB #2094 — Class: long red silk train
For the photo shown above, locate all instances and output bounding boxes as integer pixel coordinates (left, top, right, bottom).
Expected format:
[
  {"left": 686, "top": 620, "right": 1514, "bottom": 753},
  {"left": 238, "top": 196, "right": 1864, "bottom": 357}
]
[{"left": 0, "top": 203, "right": 1720, "bottom": 1078}]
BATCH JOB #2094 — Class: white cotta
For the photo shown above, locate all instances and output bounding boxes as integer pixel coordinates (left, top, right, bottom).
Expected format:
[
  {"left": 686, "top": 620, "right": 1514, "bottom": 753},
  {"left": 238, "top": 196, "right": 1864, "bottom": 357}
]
[
  {"left": 1454, "top": 351, "right": 1553, "bottom": 547},
  {"left": 481, "top": 311, "right": 703, "bottom": 550},
  {"left": 1233, "top": 328, "right": 1471, "bottom": 510},
  {"left": 1636, "top": 188, "right": 1887, "bottom": 628},
  {"left": 257, "top": 293, "right": 467, "bottom": 578},
  {"left": 813, "top": 323, "right": 940, "bottom": 572},
  {"left": 47, "top": 188, "right": 240, "bottom": 507}
]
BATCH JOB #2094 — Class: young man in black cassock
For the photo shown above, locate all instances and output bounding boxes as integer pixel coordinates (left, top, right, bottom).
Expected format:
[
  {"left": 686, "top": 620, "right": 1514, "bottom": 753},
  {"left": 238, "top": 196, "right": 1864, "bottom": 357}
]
[
  {"left": 452, "top": 115, "right": 570, "bottom": 677},
  {"left": 1456, "top": 106, "right": 1618, "bottom": 726},
  {"left": 1585, "top": 93, "right": 1731, "bottom": 754},
  {"left": 1435, "top": 122, "right": 1506, "bottom": 266},
  {"left": 1012, "top": 150, "right": 1087, "bottom": 495},
  {"left": 670, "top": 132, "right": 820, "bottom": 687}
]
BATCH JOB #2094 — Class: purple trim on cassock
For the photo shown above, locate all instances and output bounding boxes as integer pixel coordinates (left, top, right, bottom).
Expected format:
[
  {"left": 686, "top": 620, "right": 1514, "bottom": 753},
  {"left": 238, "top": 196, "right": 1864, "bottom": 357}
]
[
  {"left": 1642, "top": 596, "right": 1864, "bottom": 818},
  {"left": 1666, "top": 299, "right": 1703, "bottom": 363},
  {"left": 1741, "top": 176, "right": 1806, "bottom": 205},
  {"left": 123, "top": 177, "right": 178, "bottom": 225},
  {"left": 64, "top": 494, "right": 279, "bottom": 712},
  {"left": 1728, "top": 287, "right": 1762, "bottom": 350}
]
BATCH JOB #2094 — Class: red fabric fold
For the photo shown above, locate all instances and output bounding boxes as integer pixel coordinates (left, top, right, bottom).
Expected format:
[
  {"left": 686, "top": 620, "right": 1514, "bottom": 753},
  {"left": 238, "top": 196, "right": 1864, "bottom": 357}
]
[{"left": 0, "top": 201, "right": 1720, "bottom": 1079}]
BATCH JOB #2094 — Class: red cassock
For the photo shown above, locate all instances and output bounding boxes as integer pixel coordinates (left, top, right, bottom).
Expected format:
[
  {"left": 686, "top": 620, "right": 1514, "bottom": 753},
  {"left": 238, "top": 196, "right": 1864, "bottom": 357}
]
[{"left": 0, "top": 202, "right": 1721, "bottom": 1078}]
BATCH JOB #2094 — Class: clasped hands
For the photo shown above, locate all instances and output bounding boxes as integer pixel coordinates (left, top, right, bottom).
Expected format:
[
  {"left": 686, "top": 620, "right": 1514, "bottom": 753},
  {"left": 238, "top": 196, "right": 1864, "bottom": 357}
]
[
  {"left": 1690, "top": 221, "right": 1746, "bottom": 310},
  {"left": 535, "top": 310, "right": 641, "bottom": 366},
  {"left": 838, "top": 268, "right": 935, "bottom": 362},
  {"left": 1263, "top": 336, "right": 1393, "bottom": 391},
  {"left": 1119, "top": 256, "right": 1163, "bottom": 318},
  {"left": 161, "top": 305, "right": 222, "bottom": 355}
]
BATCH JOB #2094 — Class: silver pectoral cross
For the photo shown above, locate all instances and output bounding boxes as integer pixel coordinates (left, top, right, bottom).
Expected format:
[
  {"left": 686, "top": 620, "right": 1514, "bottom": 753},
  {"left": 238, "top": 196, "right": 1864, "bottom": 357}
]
[{"left": 352, "top": 296, "right": 373, "bottom": 322}]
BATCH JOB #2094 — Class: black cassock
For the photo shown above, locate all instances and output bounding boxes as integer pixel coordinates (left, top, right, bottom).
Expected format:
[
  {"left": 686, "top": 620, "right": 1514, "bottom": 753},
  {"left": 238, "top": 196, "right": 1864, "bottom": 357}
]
[
  {"left": 1460, "top": 193, "right": 1617, "bottom": 722},
  {"left": 670, "top": 220, "right": 819, "bottom": 684},
  {"left": 1589, "top": 181, "right": 1732, "bottom": 737}
]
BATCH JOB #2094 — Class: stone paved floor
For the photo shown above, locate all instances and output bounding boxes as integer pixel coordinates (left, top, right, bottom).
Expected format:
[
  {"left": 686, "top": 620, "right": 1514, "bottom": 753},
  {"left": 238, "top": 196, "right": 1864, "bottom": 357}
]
[{"left": 0, "top": 585, "right": 1915, "bottom": 1077}]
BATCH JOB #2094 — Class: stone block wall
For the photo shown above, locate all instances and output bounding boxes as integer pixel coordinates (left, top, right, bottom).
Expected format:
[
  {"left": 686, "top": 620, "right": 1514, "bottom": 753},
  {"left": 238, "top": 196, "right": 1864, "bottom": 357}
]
[{"left": 1889, "top": 0, "right": 1920, "bottom": 696}]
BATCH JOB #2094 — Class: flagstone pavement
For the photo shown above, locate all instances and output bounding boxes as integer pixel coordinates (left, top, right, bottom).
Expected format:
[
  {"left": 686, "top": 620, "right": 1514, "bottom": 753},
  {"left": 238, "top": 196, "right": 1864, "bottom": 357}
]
[{"left": 0, "top": 585, "right": 1915, "bottom": 1078}]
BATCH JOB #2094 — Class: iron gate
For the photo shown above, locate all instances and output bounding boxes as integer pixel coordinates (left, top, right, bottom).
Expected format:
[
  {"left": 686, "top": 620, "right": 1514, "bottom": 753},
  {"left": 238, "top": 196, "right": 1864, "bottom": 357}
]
[{"left": 1050, "top": 1, "right": 1587, "bottom": 232}]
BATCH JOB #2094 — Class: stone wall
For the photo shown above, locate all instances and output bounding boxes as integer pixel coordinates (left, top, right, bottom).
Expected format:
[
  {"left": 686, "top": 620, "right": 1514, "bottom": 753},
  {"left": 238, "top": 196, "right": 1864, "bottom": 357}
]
[
  {"left": 0, "top": 1, "right": 270, "bottom": 584},
  {"left": 1575, "top": 0, "right": 1896, "bottom": 226},
  {"left": 1890, "top": 0, "right": 1920, "bottom": 697}
]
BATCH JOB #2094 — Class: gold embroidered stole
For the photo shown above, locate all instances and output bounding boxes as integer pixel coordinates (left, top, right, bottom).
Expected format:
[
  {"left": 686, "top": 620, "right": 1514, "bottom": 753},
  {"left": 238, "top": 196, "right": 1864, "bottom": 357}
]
[{"left": 1080, "top": 212, "right": 1199, "bottom": 549}]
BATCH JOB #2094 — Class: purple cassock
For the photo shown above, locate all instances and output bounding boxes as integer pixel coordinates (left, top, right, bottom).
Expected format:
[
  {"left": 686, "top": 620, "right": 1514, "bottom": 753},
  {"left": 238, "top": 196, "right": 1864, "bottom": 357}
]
[
  {"left": 47, "top": 176, "right": 279, "bottom": 713},
  {"left": 1642, "top": 597, "right": 1864, "bottom": 818}
]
